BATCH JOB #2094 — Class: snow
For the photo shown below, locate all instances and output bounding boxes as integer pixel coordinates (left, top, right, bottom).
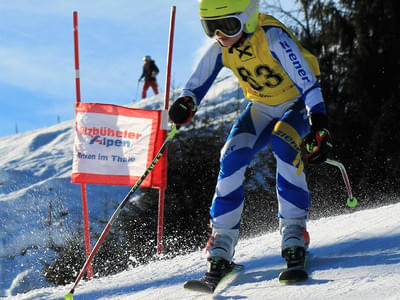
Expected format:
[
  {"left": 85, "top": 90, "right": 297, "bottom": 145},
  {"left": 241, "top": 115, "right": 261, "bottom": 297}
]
[
  {"left": 1, "top": 73, "right": 400, "bottom": 299},
  {"left": 6, "top": 202, "right": 400, "bottom": 300},
  {"left": 0, "top": 74, "right": 245, "bottom": 297}
]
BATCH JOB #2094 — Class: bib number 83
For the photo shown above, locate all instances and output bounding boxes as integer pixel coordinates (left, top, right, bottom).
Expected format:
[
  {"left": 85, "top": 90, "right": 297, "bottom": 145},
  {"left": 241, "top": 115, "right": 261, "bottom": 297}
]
[{"left": 237, "top": 65, "right": 283, "bottom": 91}]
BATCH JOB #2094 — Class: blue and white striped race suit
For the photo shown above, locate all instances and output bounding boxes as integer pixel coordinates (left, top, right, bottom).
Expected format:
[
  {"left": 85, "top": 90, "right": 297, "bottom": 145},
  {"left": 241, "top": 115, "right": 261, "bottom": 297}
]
[{"left": 180, "top": 26, "right": 326, "bottom": 230}]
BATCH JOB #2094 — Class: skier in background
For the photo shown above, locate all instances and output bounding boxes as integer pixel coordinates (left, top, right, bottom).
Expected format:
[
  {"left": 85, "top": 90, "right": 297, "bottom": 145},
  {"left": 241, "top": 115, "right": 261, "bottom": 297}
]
[
  {"left": 169, "top": 0, "right": 332, "bottom": 285},
  {"left": 138, "top": 55, "right": 159, "bottom": 99}
]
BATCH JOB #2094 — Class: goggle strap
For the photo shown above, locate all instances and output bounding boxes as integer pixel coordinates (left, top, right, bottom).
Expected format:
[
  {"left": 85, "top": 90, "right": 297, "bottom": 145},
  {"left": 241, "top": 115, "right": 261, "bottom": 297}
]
[{"left": 238, "top": 0, "right": 258, "bottom": 28}]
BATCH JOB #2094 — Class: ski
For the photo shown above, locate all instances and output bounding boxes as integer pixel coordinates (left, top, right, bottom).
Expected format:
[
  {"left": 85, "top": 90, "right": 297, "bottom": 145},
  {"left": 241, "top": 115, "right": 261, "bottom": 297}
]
[
  {"left": 184, "top": 262, "right": 243, "bottom": 294},
  {"left": 278, "top": 267, "right": 308, "bottom": 283},
  {"left": 278, "top": 251, "right": 310, "bottom": 284}
]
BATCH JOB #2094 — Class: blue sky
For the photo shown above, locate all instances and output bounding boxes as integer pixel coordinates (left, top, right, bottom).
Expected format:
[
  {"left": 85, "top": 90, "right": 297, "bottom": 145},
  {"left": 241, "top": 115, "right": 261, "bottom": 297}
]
[
  {"left": 0, "top": 1, "right": 212, "bottom": 137},
  {"left": 0, "top": 0, "right": 298, "bottom": 138}
]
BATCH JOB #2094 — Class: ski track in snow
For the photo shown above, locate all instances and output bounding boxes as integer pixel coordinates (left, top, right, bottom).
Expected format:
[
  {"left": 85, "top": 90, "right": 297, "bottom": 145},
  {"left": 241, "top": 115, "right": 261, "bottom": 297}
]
[{"left": 7, "top": 202, "right": 400, "bottom": 300}]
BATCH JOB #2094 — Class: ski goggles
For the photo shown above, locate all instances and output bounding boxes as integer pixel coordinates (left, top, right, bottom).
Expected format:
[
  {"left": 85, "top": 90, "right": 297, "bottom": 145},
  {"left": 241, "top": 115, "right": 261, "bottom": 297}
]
[
  {"left": 200, "top": 0, "right": 258, "bottom": 38},
  {"left": 200, "top": 16, "right": 243, "bottom": 38}
]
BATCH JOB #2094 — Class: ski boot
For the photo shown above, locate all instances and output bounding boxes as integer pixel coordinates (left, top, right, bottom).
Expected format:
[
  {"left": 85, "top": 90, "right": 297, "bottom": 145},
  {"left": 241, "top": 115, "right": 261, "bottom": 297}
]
[
  {"left": 205, "top": 226, "right": 238, "bottom": 262},
  {"left": 184, "top": 226, "right": 240, "bottom": 293},
  {"left": 184, "top": 256, "right": 242, "bottom": 293},
  {"left": 278, "top": 218, "right": 310, "bottom": 283},
  {"left": 203, "top": 256, "right": 234, "bottom": 285}
]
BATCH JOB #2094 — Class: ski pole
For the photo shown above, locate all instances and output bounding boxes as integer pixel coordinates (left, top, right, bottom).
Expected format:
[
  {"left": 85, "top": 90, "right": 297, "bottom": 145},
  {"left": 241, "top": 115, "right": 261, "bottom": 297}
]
[
  {"left": 325, "top": 158, "right": 358, "bottom": 208},
  {"left": 64, "top": 124, "right": 178, "bottom": 300},
  {"left": 134, "top": 80, "right": 140, "bottom": 101}
]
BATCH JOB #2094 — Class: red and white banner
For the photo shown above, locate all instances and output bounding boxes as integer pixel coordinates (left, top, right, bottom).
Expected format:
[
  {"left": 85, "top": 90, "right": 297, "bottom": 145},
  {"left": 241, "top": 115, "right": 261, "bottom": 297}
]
[{"left": 71, "top": 102, "right": 165, "bottom": 187}]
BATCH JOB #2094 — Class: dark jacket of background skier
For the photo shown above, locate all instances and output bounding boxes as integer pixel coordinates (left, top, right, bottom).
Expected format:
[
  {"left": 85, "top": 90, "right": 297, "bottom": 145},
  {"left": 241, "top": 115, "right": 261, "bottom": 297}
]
[{"left": 139, "top": 59, "right": 159, "bottom": 82}]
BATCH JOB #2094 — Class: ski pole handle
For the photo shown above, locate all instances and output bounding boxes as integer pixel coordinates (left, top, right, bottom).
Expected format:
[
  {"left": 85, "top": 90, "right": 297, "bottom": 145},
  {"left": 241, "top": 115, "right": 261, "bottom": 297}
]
[{"left": 325, "top": 159, "right": 358, "bottom": 208}]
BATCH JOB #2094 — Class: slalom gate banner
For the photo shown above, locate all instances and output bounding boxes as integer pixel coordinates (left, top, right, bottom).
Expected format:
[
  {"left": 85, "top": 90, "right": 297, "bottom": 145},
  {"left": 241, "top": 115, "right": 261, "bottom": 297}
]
[{"left": 71, "top": 102, "right": 167, "bottom": 188}]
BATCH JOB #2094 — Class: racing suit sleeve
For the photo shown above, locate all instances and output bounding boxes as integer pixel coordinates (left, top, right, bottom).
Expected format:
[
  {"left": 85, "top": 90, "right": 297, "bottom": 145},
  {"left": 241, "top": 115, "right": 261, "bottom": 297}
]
[
  {"left": 181, "top": 42, "right": 224, "bottom": 106},
  {"left": 265, "top": 27, "right": 326, "bottom": 115}
]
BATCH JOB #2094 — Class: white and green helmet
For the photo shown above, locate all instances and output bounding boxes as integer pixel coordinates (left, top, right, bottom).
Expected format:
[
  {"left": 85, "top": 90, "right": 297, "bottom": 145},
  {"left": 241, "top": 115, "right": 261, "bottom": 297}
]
[{"left": 198, "top": 0, "right": 259, "bottom": 38}]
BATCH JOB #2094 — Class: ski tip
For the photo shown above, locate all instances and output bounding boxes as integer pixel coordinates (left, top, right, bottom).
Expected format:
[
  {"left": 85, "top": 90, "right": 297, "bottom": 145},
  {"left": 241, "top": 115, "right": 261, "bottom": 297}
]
[
  {"left": 279, "top": 278, "right": 307, "bottom": 285},
  {"left": 184, "top": 280, "right": 215, "bottom": 294},
  {"left": 278, "top": 269, "right": 308, "bottom": 284},
  {"left": 64, "top": 292, "right": 74, "bottom": 300},
  {"left": 233, "top": 263, "right": 245, "bottom": 270}
]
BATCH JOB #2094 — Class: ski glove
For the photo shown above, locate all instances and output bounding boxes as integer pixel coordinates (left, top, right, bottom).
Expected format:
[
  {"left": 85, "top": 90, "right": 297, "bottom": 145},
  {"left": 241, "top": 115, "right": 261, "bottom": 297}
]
[
  {"left": 169, "top": 96, "right": 197, "bottom": 125},
  {"left": 304, "top": 113, "right": 333, "bottom": 164}
]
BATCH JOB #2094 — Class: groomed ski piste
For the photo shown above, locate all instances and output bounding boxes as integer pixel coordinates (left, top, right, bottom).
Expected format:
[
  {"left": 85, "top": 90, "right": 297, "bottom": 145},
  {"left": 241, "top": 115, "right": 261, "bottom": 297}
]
[
  {"left": 1, "top": 75, "right": 400, "bottom": 299},
  {"left": 8, "top": 202, "right": 400, "bottom": 300}
]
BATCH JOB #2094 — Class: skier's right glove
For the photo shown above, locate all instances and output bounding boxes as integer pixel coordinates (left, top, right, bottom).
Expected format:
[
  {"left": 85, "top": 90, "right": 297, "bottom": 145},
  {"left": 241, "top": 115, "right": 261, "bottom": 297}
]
[
  {"left": 168, "top": 96, "right": 197, "bottom": 125},
  {"left": 304, "top": 113, "right": 333, "bottom": 164}
]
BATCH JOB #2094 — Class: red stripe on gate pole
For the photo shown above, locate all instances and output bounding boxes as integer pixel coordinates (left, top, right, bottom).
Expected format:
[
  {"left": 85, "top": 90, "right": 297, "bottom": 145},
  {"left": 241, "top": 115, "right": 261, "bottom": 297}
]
[
  {"left": 157, "top": 6, "right": 176, "bottom": 254},
  {"left": 73, "top": 11, "right": 81, "bottom": 103},
  {"left": 163, "top": 6, "right": 175, "bottom": 112},
  {"left": 80, "top": 184, "right": 92, "bottom": 279},
  {"left": 73, "top": 11, "right": 93, "bottom": 279}
]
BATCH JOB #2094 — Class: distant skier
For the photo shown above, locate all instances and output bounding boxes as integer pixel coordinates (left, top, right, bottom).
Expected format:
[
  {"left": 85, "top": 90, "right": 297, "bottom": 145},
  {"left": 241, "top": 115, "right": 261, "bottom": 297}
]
[
  {"left": 169, "top": 0, "right": 333, "bottom": 288},
  {"left": 138, "top": 55, "right": 159, "bottom": 99}
]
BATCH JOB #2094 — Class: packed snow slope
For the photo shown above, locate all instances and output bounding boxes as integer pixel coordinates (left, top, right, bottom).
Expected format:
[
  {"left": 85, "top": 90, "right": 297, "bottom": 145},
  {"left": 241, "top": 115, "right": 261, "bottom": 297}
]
[
  {"left": 1, "top": 72, "right": 400, "bottom": 299},
  {"left": 9, "top": 201, "right": 400, "bottom": 300},
  {"left": 0, "top": 74, "right": 246, "bottom": 296}
]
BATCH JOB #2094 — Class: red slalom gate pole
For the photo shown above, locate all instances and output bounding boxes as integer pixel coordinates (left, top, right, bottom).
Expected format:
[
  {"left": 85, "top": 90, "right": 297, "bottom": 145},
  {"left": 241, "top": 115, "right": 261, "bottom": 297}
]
[
  {"left": 163, "top": 5, "right": 175, "bottom": 111},
  {"left": 73, "top": 11, "right": 93, "bottom": 279},
  {"left": 73, "top": 11, "right": 81, "bottom": 103},
  {"left": 157, "top": 5, "right": 176, "bottom": 254},
  {"left": 79, "top": 184, "right": 92, "bottom": 279}
]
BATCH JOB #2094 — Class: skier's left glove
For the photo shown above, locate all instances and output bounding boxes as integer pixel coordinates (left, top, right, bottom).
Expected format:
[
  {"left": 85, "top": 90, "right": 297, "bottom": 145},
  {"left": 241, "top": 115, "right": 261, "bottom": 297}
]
[
  {"left": 168, "top": 96, "right": 197, "bottom": 125},
  {"left": 304, "top": 113, "right": 333, "bottom": 164}
]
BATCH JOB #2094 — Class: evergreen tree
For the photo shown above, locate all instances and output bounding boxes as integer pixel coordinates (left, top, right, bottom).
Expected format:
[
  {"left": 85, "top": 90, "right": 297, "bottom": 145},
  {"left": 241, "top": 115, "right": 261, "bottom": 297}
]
[{"left": 260, "top": 0, "right": 400, "bottom": 203}]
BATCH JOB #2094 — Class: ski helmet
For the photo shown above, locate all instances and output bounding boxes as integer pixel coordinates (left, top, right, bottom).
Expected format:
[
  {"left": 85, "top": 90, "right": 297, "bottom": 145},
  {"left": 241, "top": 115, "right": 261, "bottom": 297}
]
[
  {"left": 143, "top": 55, "right": 151, "bottom": 61},
  {"left": 198, "top": 0, "right": 259, "bottom": 38}
]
